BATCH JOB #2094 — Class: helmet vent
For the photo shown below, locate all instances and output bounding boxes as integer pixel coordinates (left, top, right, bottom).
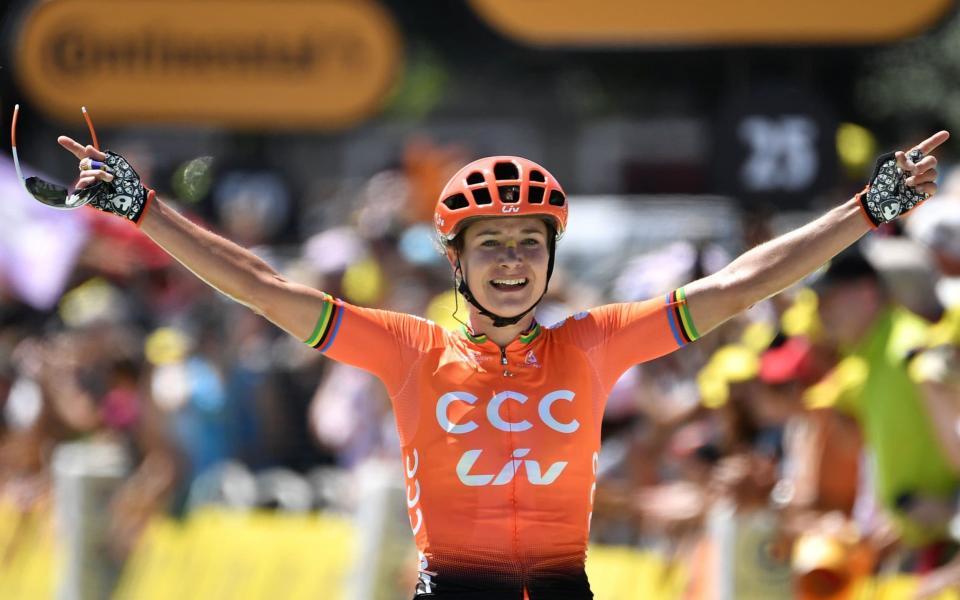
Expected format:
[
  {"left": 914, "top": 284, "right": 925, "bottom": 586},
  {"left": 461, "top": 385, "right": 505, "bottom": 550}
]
[
  {"left": 499, "top": 185, "right": 520, "bottom": 203},
  {"left": 473, "top": 187, "right": 493, "bottom": 206},
  {"left": 530, "top": 170, "right": 546, "bottom": 183},
  {"left": 466, "top": 171, "right": 485, "bottom": 185},
  {"left": 548, "top": 190, "right": 566, "bottom": 207},
  {"left": 442, "top": 193, "right": 469, "bottom": 211},
  {"left": 527, "top": 186, "right": 545, "bottom": 204},
  {"left": 493, "top": 162, "right": 519, "bottom": 181}
]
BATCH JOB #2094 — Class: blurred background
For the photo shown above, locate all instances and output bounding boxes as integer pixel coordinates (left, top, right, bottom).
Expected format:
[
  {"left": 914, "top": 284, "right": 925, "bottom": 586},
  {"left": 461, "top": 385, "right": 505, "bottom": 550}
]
[{"left": 2, "top": 0, "right": 960, "bottom": 598}]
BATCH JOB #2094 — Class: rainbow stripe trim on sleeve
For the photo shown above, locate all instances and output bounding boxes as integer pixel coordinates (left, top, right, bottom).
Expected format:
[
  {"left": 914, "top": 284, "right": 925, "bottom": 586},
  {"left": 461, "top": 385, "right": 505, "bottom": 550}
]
[
  {"left": 665, "top": 287, "right": 700, "bottom": 346},
  {"left": 305, "top": 294, "right": 344, "bottom": 352}
]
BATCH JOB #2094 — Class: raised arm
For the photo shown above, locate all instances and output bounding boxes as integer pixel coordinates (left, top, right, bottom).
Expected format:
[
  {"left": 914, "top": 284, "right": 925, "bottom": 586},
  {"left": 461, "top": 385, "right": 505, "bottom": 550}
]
[
  {"left": 57, "top": 136, "right": 324, "bottom": 341},
  {"left": 683, "top": 131, "right": 949, "bottom": 336},
  {"left": 138, "top": 199, "right": 326, "bottom": 340}
]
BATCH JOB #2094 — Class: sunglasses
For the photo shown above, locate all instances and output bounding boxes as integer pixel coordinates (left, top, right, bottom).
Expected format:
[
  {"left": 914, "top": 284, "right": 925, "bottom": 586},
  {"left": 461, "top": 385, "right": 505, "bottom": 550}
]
[{"left": 11, "top": 104, "right": 102, "bottom": 209}]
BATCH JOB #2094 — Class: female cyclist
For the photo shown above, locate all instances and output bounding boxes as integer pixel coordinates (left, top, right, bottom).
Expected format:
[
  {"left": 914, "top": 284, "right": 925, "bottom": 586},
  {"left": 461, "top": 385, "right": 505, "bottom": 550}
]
[{"left": 54, "top": 131, "right": 947, "bottom": 599}]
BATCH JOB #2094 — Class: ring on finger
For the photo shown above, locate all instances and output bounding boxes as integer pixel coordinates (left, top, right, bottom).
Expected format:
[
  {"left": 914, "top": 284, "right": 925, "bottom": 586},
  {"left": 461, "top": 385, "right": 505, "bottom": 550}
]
[{"left": 79, "top": 158, "right": 107, "bottom": 172}]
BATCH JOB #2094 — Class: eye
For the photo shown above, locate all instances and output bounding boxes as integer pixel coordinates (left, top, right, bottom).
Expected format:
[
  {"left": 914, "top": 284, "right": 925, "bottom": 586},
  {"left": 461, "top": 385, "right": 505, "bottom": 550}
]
[
  {"left": 480, "top": 239, "right": 499, "bottom": 248},
  {"left": 522, "top": 238, "right": 540, "bottom": 246}
]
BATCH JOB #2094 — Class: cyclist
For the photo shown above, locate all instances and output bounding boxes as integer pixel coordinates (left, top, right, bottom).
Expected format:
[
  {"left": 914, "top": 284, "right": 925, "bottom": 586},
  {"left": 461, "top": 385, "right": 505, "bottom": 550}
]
[{"left": 54, "top": 132, "right": 946, "bottom": 599}]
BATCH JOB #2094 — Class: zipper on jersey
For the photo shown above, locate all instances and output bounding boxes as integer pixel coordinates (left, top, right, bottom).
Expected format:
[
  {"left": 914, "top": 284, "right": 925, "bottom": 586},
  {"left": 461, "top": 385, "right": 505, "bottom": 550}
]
[{"left": 499, "top": 347, "right": 523, "bottom": 594}]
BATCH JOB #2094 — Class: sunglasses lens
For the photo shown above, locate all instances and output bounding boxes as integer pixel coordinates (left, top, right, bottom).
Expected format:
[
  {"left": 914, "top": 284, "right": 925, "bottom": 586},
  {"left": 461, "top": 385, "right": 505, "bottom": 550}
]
[
  {"left": 24, "top": 177, "right": 96, "bottom": 209},
  {"left": 66, "top": 186, "right": 97, "bottom": 208},
  {"left": 25, "top": 177, "right": 68, "bottom": 206}
]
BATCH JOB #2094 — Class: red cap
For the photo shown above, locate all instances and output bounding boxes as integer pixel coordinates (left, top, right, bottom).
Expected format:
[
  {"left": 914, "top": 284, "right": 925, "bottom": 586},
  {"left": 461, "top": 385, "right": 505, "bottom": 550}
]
[{"left": 759, "top": 337, "right": 818, "bottom": 385}]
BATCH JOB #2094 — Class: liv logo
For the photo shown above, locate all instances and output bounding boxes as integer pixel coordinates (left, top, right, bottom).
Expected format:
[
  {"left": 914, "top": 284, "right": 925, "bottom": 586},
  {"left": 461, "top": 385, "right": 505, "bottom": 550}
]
[
  {"left": 456, "top": 448, "right": 567, "bottom": 486},
  {"left": 524, "top": 350, "right": 539, "bottom": 367},
  {"left": 501, "top": 205, "right": 521, "bottom": 213}
]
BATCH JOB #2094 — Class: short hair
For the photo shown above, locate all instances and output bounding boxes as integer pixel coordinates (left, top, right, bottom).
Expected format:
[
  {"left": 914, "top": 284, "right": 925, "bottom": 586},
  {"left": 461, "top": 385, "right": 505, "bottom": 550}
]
[{"left": 812, "top": 247, "right": 882, "bottom": 293}]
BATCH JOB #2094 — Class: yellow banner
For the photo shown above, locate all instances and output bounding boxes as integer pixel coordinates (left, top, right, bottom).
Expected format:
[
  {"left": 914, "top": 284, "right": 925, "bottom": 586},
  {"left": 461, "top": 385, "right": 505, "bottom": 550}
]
[
  {"left": 1, "top": 502, "right": 957, "bottom": 600},
  {"left": 468, "top": 0, "right": 954, "bottom": 46},
  {"left": 15, "top": 0, "right": 401, "bottom": 129}
]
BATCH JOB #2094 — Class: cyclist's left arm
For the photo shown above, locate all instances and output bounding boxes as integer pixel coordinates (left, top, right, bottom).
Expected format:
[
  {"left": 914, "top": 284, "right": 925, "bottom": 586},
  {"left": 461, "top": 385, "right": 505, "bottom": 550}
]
[
  {"left": 683, "top": 131, "right": 947, "bottom": 337},
  {"left": 682, "top": 196, "right": 870, "bottom": 336}
]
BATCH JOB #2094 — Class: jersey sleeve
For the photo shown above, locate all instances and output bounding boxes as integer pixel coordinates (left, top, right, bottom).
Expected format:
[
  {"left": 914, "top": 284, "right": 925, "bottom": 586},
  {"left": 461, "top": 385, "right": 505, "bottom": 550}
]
[
  {"left": 552, "top": 289, "right": 699, "bottom": 391},
  {"left": 303, "top": 293, "right": 442, "bottom": 395}
]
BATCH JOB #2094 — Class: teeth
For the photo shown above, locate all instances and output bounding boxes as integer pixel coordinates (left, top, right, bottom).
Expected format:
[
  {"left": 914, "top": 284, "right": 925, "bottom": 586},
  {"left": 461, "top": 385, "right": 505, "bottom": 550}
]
[{"left": 493, "top": 278, "right": 526, "bottom": 285}]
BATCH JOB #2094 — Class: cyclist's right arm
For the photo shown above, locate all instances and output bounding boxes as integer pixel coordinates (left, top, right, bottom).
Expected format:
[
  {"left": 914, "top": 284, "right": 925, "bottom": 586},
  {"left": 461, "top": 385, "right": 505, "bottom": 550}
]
[
  {"left": 57, "top": 136, "right": 324, "bottom": 341},
  {"left": 140, "top": 198, "right": 325, "bottom": 342},
  {"left": 58, "top": 137, "right": 435, "bottom": 390},
  {"left": 143, "top": 198, "right": 430, "bottom": 391}
]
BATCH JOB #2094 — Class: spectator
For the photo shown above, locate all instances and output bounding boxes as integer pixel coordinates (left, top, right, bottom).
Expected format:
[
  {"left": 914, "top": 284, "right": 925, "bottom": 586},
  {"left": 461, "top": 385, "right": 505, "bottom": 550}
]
[{"left": 806, "top": 248, "right": 958, "bottom": 569}]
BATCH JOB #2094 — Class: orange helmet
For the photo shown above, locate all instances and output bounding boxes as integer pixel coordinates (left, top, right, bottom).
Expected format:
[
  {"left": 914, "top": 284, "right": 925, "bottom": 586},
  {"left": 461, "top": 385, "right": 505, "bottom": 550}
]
[{"left": 434, "top": 156, "right": 568, "bottom": 243}]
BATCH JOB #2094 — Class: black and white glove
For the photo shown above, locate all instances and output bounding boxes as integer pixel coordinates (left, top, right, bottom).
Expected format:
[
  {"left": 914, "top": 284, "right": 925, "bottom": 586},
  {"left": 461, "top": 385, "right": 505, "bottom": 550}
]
[
  {"left": 81, "top": 151, "right": 155, "bottom": 225},
  {"left": 858, "top": 149, "right": 928, "bottom": 227}
]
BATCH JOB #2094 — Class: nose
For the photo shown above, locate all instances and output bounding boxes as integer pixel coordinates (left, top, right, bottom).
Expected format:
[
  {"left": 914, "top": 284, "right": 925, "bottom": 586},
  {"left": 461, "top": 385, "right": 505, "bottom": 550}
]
[{"left": 499, "top": 242, "right": 522, "bottom": 266}]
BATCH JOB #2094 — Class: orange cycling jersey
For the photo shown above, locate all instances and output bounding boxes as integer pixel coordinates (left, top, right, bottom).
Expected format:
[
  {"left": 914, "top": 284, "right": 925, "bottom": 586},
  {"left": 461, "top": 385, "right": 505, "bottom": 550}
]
[{"left": 305, "top": 289, "right": 699, "bottom": 599}]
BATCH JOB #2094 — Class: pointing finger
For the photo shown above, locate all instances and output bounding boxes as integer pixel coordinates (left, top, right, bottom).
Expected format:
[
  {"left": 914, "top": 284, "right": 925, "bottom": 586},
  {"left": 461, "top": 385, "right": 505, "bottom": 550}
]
[
  {"left": 57, "top": 136, "right": 107, "bottom": 161},
  {"left": 913, "top": 130, "right": 950, "bottom": 157},
  {"left": 58, "top": 136, "right": 87, "bottom": 159},
  {"left": 83, "top": 144, "right": 107, "bottom": 161}
]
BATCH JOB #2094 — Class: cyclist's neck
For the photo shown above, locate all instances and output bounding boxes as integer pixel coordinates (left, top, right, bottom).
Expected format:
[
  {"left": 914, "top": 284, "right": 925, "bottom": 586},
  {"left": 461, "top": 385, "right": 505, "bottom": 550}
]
[{"left": 467, "top": 312, "right": 537, "bottom": 347}]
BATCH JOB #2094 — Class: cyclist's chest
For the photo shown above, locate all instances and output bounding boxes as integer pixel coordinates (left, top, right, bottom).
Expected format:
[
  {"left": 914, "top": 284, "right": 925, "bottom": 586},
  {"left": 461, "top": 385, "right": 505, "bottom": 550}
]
[
  {"left": 423, "top": 342, "right": 599, "bottom": 425},
  {"left": 404, "top": 343, "right": 601, "bottom": 478}
]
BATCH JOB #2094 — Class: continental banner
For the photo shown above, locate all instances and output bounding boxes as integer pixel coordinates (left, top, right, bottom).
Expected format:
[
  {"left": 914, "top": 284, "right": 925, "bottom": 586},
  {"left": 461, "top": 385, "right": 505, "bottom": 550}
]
[
  {"left": 14, "top": 0, "right": 401, "bottom": 129},
  {"left": 468, "top": 0, "right": 954, "bottom": 46}
]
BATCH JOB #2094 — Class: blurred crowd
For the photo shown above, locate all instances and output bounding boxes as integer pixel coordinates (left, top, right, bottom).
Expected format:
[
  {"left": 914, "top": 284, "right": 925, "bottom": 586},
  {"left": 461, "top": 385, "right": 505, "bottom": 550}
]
[{"left": 0, "top": 137, "right": 959, "bottom": 599}]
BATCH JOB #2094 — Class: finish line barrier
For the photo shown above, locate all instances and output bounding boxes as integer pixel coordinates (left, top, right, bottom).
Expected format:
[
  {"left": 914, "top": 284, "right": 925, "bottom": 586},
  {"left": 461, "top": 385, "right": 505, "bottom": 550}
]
[{"left": 0, "top": 501, "right": 958, "bottom": 599}]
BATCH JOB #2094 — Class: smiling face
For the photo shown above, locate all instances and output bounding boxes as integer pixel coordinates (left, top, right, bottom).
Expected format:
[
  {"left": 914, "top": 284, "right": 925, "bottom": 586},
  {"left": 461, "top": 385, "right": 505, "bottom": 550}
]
[{"left": 452, "top": 216, "right": 551, "bottom": 320}]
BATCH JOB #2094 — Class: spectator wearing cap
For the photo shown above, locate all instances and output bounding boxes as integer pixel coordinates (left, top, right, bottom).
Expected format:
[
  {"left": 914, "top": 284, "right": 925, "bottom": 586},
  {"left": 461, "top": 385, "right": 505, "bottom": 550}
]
[
  {"left": 807, "top": 247, "right": 957, "bottom": 561},
  {"left": 760, "top": 335, "right": 862, "bottom": 516},
  {"left": 754, "top": 333, "right": 876, "bottom": 599}
]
